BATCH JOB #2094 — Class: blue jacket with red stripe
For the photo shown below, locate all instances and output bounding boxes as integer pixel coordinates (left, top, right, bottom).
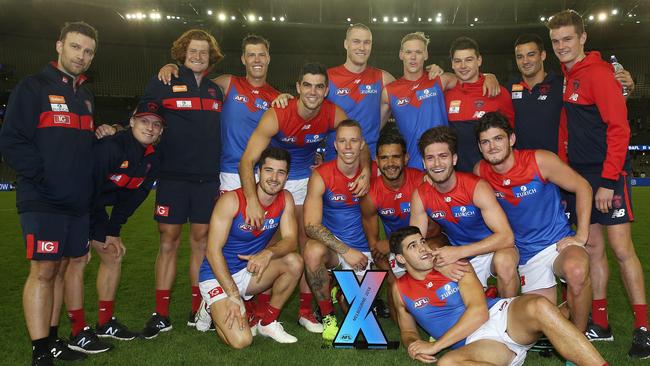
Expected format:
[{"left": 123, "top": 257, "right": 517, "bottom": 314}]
[
  {"left": 92, "top": 130, "right": 159, "bottom": 236},
  {"left": 561, "top": 51, "right": 630, "bottom": 187},
  {"left": 0, "top": 63, "right": 95, "bottom": 215},
  {"left": 140, "top": 65, "right": 223, "bottom": 181}
]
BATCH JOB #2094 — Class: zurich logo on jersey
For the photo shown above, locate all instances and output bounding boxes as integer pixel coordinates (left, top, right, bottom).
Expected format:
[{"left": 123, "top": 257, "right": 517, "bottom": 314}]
[
  {"left": 234, "top": 95, "right": 249, "bottom": 103},
  {"left": 305, "top": 134, "right": 325, "bottom": 144},
  {"left": 336, "top": 88, "right": 350, "bottom": 96},
  {"left": 254, "top": 98, "right": 269, "bottom": 110},
  {"left": 416, "top": 88, "right": 437, "bottom": 101},
  {"left": 452, "top": 205, "right": 477, "bottom": 218},
  {"left": 400, "top": 202, "right": 411, "bottom": 214},
  {"left": 261, "top": 218, "right": 279, "bottom": 231},
  {"left": 513, "top": 182, "right": 538, "bottom": 198},
  {"left": 360, "top": 84, "right": 378, "bottom": 94},
  {"left": 436, "top": 282, "right": 459, "bottom": 300}
]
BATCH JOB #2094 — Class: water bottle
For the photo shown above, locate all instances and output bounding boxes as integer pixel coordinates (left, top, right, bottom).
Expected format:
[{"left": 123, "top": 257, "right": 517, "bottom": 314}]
[{"left": 610, "top": 55, "right": 629, "bottom": 96}]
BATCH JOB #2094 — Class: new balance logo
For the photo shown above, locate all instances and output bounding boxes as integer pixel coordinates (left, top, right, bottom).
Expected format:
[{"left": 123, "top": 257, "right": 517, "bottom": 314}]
[
  {"left": 77, "top": 337, "right": 91, "bottom": 348},
  {"left": 611, "top": 209, "right": 625, "bottom": 218},
  {"left": 51, "top": 349, "right": 62, "bottom": 358},
  {"left": 105, "top": 327, "right": 118, "bottom": 336}
]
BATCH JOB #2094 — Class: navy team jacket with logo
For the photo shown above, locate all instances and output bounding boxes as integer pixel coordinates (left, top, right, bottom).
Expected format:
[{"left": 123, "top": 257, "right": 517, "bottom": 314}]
[
  {"left": 0, "top": 62, "right": 94, "bottom": 215},
  {"left": 93, "top": 130, "right": 159, "bottom": 236},
  {"left": 139, "top": 65, "right": 223, "bottom": 182}
]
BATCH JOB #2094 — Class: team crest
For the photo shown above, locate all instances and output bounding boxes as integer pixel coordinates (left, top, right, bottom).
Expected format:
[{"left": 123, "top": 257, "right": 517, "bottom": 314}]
[
  {"left": 474, "top": 99, "right": 485, "bottom": 108},
  {"left": 612, "top": 195, "right": 623, "bottom": 209},
  {"left": 208, "top": 88, "right": 218, "bottom": 98}
]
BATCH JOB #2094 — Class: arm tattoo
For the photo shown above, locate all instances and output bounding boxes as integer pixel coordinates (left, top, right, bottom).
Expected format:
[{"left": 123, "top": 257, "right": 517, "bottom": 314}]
[{"left": 305, "top": 223, "right": 349, "bottom": 254}]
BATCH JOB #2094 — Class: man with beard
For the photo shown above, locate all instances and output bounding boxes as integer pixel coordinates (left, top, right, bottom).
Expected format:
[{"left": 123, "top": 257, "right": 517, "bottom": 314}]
[
  {"left": 389, "top": 226, "right": 608, "bottom": 366},
  {"left": 196, "top": 147, "right": 302, "bottom": 348},
  {"left": 239, "top": 63, "right": 370, "bottom": 333},
  {"left": 410, "top": 126, "right": 519, "bottom": 298},
  {"left": 474, "top": 112, "right": 593, "bottom": 334}
]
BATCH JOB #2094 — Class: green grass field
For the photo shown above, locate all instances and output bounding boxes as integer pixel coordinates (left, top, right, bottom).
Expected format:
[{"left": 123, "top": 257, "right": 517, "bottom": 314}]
[{"left": 1, "top": 190, "right": 648, "bottom": 365}]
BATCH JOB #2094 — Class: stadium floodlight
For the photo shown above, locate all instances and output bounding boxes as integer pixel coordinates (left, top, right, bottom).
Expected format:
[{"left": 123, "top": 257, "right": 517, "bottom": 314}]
[
  {"left": 383, "top": 16, "right": 389, "bottom": 22},
  {"left": 437, "top": 13, "right": 442, "bottom": 17},
  {"left": 418, "top": 17, "right": 421, "bottom": 21},
  {"left": 392, "top": 16, "right": 398, "bottom": 22},
  {"left": 372, "top": 17, "right": 377, "bottom": 22},
  {"left": 474, "top": 17, "right": 478, "bottom": 22},
  {"left": 611, "top": 9, "right": 618, "bottom": 16},
  {"left": 435, "top": 16, "right": 442, "bottom": 23},
  {"left": 428, "top": 17, "right": 432, "bottom": 22},
  {"left": 150, "top": 12, "right": 161, "bottom": 20},
  {"left": 218, "top": 13, "right": 226, "bottom": 21},
  {"left": 470, "top": 23, "right": 474, "bottom": 27},
  {"left": 126, "top": 14, "right": 132, "bottom": 19},
  {"left": 231, "top": 15, "right": 236, "bottom": 20},
  {"left": 207, "top": 10, "right": 213, "bottom": 16},
  {"left": 588, "top": 14, "right": 595, "bottom": 21},
  {"left": 540, "top": 16, "right": 546, "bottom": 22},
  {"left": 403, "top": 17, "right": 408, "bottom": 22},
  {"left": 248, "top": 13, "right": 256, "bottom": 22},
  {"left": 597, "top": 12, "right": 607, "bottom": 22},
  {"left": 272, "top": 17, "right": 276, "bottom": 21},
  {"left": 258, "top": 16, "right": 263, "bottom": 21},
  {"left": 279, "top": 16, "right": 285, "bottom": 21},
  {"left": 347, "top": 17, "right": 351, "bottom": 22}
]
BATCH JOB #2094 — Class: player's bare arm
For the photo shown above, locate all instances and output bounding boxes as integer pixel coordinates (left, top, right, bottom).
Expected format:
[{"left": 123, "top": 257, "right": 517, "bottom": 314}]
[
  {"left": 239, "top": 109, "right": 280, "bottom": 228},
  {"left": 392, "top": 282, "right": 437, "bottom": 363},
  {"left": 360, "top": 195, "right": 387, "bottom": 261},
  {"left": 535, "top": 149, "right": 593, "bottom": 248},
  {"left": 379, "top": 69, "right": 396, "bottom": 128}
]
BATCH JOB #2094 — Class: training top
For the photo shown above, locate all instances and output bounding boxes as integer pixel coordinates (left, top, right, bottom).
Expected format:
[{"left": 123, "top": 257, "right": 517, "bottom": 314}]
[
  {"left": 316, "top": 160, "right": 370, "bottom": 252},
  {"left": 199, "top": 188, "right": 286, "bottom": 280},
  {"left": 478, "top": 150, "right": 573, "bottom": 264},
  {"left": 271, "top": 98, "right": 336, "bottom": 180},
  {"left": 445, "top": 75, "right": 514, "bottom": 172},
  {"left": 221, "top": 76, "right": 279, "bottom": 174},
  {"left": 397, "top": 270, "right": 500, "bottom": 349},
  {"left": 507, "top": 72, "right": 566, "bottom": 158},
  {"left": 386, "top": 74, "right": 448, "bottom": 169},
  {"left": 0, "top": 62, "right": 94, "bottom": 215},
  {"left": 325, "top": 65, "right": 383, "bottom": 160},
  {"left": 416, "top": 172, "right": 492, "bottom": 248},
  {"left": 140, "top": 65, "right": 223, "bottom": 182},
  {"left": 92, "top": 130, "right": 159, "bottom": 236},
  {"left": 367, "top": 167, "right": 424, "bottom": 237},
  {"left": 561, "top": 51, "right": 630, "bottom": 187}
]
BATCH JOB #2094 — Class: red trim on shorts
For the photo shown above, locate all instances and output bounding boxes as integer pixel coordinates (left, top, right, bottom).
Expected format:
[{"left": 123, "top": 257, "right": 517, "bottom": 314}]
[
  {"left": 26, "top": 234, "right": 35, "bottom": 259},
  {"left": 621, "top": 171, "right": 634, "bottom": 221}
]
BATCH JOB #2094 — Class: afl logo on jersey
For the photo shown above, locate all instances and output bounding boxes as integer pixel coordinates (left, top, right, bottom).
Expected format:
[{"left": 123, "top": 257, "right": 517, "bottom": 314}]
[
  {"left": 396, "top": 97, "right": 410, "bottom": 106},
  {"left": 413, "top": 297, "right": 429, "bottom": 308},
  {"left": 234, "top": 95, "right": 249, "bottom": 103},
  {"left": 429, "top": 210, "right": 446, "bottom": 219},
  {"left": 238, "top": 223, "right": 254, "bottom": 232},
  {"left": 380, "top": 208, "right": 395, "bottom": 215},
  {"left": 336, "top": 88, "right": 350, "bottom": 96},
  {"left": 331, "top": 194, "right": 346, "bottom": 201}
]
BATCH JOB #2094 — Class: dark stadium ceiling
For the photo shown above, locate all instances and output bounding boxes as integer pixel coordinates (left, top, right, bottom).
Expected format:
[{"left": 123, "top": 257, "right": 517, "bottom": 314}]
[{"left": 1, "top": 0, "right": 648, "bottom": 53}]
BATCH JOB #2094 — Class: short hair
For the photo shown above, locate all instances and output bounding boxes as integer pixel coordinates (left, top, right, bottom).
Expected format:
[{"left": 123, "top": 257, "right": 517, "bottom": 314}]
[
  {"left": 241, "top": 34, "right": 270, "bottom": 54},
  {"left": 401, "top": 32, "right": 430, "bottom": 49},
  {"left": 298, "top": 62, "right": 328, "bottom": 84},
  {"left": 377, "top": 131, "right": 407, "bottom": 155},
  {"left": 259, "top": 147, "right": 291, "bottom": 173},
  {"left": 475, "top": 112, "right": 514, "bottom": 140},
  {"left": 346, "top": 23, "right": 371, "bottom": 39},
  {"left": 389, "top": 226, "right": 422, "bottom": 255},
  {"left": 514, "top": 33, "right": 545, "bottom": 52},
  {"left": 418, "top": 126, "right": 458, "bottom": 157},
  {"left": 547, "top": 9, "right": 585, "bottom": 34},
  {"left": 336, "top": 119, "right": 363, "bottom": 135},
  {"left": 171, "top": 29, "right": 224, "bottom": 67},
  {"left": 59, "top": 21, "right": 98, "bottom": 44},
  {"left": 449, "top": 36, "right": 480, "bottom": 59}
]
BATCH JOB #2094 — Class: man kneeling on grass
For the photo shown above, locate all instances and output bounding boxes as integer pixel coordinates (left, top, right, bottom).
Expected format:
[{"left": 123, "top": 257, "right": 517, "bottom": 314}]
[
  {"left": 390, "top": 226, "right": 608, "bottom": 366},
  {"left": 195, "top": 147, "right": 303, "bottom": 348}
]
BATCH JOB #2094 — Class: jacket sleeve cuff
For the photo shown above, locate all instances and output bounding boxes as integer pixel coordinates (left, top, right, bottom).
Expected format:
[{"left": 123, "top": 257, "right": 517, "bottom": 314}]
[
  {"left": 599, "top": 177, "right": 617, "bottom": 190},
  {"left": 104, "top": 222, "right": 122, "bottom": 237}
]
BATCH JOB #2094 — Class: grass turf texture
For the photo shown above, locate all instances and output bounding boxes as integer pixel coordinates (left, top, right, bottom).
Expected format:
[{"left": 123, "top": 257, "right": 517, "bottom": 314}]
[{"left": 0, "top": 190, "right": 648, "bottom": 365}]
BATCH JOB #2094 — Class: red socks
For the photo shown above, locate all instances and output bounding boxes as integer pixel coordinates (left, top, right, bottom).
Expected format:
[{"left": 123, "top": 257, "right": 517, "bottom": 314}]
[
  {"left": 632, "top": 304, "right": 648, "bottom": 329},
  {"left": 592, "top": 299, "right": 609, "bottom": 328},
  {"left": 191, "top": 286, "right": 201, "bottom": 313},
  {"left": 97, "top": 300, "right": 114, "bottom": 326},
  {"left": 317, "top": 300, "right": 334, "bottom": 317},
  {"left": 256, "top": 293, "right": 271, "bottom": 317},
  {"left": 155, "top": 289, "right": 171, "bottom": 317},
  {"left": 67, "top": 308, "right": 87, "bottom": 336},
  {"left": 260, "top": 306, "right": 281, "bottom": 326},
  {"left": 299, "top": 293, "right": 313, "bottom": 315}
]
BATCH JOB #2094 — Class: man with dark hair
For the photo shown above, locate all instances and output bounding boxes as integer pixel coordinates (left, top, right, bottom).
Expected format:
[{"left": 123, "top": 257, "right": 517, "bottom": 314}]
[
  {"left": 138, "top": 29, "right": 224, "bottom": 339},
  {"left": 240, "top": 63, "right": 370, "bottom": 333},
  {"left": 474, "top": 112, "right": 593, "bottom": 334},
  {"left": 444, "top": 37, "right": 514, "bottom": 172},
  {"left": 389, "top": 226, "right": 607, "bottom": 365},
  {"left": 0, "top": 21, "right": 110, "bottom": 365},
  {"left": 196, "top": 147, "right": 302, "bottom": 348},
  {"left": 548, "top": 10, "right": 649, "bottom": 358},
  {"left": 303, "top": 120, "right": 373, "bottom": 341},
  {"left": 158, "top": 34, "right": 280, "bottom": 192},
  {"left": 410, "top": 126, "right": 519, "bottom": 298}
]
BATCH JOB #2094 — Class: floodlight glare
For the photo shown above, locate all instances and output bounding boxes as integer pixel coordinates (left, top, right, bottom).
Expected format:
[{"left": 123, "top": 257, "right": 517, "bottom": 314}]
[
  {"left": 403, "top": 17, "right": 408, "bottom": 22},
  {"left": 540, "top": 16, "right": 546, "bottom": 21},
  {"left": 347, "top": 17, "right": 351, "bottom": 22},
  {"left": 435, "top": 16, "right": 442, "bottom": 23},
  {"left": 372, "top": 17, "right": 377, "bottom": 22},
  {"left": 258, "top": 16, "right": 263, "bottom": 21},
  {"left": 231, "top": 15, "right": 236, "bottom": 20},
  {"left": 428, "top": 17, "right": 432, "bottom": 22},
  {"left": 474, "top": 17, "right": 478, "bottom": 22},
  {"left": 218, "top": 13, "right": 226, "bottom": 21},
  {"left": 392, "top": 16, "right": 398, "bottom": 22},
  {"left": 279, "top": 16, "right": 285, "bottom": 21},
  {"left": 248, "top": 13, "right": 256, "bottom": 22},
  {"left": 611, "top": 9, "right": 618, "bottom": 15},
  {"left": 588, "top": 15, "right": 595, "bottom": 21},
  {"left": 207, "top": 10, "right": 213, "bottom": 16},
  {"left": 383, "top": 16, "right": 389, "bottom": 22},
  {"left": 597, "top": 12, "right": 607, "bottom": 21}
]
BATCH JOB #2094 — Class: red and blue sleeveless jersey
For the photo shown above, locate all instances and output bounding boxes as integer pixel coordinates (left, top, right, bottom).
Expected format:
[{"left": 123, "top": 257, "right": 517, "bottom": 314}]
[
  {"left": 325, "top": 65, "right": 383, "bottom": 161},
  {"left": 199, "top": 188, "right": 285, "bottom": 281},
  {"left": 367, "top": 167, "right": 424, "bottom": 237},
  {"left": 386, "top": 75, "right": 448, "bottom": 169},
  {"left": 317, "top": 161, "right": 370, "bottom": 251},
  {"left": 271, "top": 98, "right": 336, "bottom": 180},
  {"left": 478, "top": 150, "right": 573, "bottom": 264},
  {"left": 416, "top": 172, "right": 493, "bottom": 248},
  {"left": 397, "top": 270, "right": 500, "bottom": 348},
  {"left": 444, "top": 75, "right": 514, "bottom": 172},
  {"left": 221, "top": 77, "right": 279, "bottom": 174}
]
